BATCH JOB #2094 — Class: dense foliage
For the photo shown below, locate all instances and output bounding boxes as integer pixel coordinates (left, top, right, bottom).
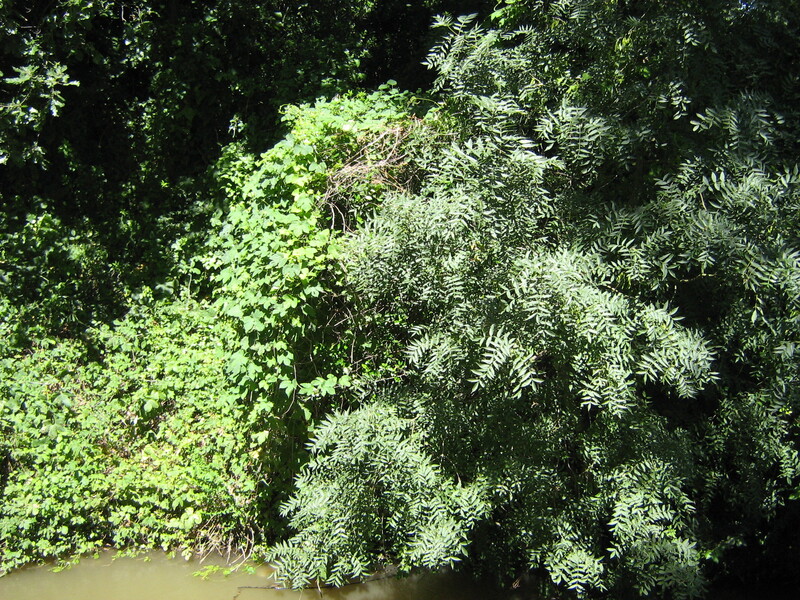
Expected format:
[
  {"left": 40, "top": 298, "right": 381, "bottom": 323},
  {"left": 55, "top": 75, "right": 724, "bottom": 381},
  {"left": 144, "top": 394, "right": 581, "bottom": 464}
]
[
  {"left": 0, "top": 86, "right": 415, "bottom": 571},
  {"left": 271, "top": 1, "right": 800, "bottom": 597},
  {"left": 2, "top": 1, "right": 800, "bottom": 598},
  {"left": 1, "top": 297, "right": 258, "bottom": 569}
]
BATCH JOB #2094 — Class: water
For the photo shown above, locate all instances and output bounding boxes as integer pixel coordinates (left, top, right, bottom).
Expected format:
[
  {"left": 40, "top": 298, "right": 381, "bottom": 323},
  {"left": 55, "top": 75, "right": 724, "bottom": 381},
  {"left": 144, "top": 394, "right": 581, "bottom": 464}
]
[{"left": 0, "top": 552, "right": 526, "bottom": 600}]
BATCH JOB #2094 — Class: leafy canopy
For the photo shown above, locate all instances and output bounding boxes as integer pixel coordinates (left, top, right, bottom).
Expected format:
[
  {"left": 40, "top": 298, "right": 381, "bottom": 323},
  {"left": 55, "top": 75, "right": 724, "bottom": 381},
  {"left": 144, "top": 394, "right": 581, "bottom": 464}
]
[{"left": 271, "top": 1, "right": 800, "bottom": 597}]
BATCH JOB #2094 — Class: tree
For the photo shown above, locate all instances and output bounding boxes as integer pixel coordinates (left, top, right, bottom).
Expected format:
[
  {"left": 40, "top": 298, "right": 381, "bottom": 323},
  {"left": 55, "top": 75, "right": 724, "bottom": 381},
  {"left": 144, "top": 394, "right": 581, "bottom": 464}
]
[{"left": 272, "top": 2, "right": 800, "bottom": 597}]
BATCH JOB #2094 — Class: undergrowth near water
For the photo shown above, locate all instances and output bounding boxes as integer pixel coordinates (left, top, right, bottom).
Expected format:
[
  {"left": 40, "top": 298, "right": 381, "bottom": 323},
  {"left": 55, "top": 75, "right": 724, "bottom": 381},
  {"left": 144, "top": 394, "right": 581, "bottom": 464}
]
[{"left": 0, "top": 88, "right": 417, "bottom": 575}]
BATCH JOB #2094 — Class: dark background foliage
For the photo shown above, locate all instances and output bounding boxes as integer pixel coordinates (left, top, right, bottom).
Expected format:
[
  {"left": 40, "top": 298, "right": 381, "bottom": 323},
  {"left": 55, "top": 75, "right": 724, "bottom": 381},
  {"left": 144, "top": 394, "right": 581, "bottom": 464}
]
[{"left": 0, "top": 0, "right": 488, "bottom": 341}]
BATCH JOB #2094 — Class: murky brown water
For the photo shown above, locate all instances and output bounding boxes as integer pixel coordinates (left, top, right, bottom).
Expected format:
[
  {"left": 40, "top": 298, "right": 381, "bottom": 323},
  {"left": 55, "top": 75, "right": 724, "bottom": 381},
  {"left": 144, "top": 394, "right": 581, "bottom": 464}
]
[{"left": 0, "top": 551, "right": 526, "bottom": 600}]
